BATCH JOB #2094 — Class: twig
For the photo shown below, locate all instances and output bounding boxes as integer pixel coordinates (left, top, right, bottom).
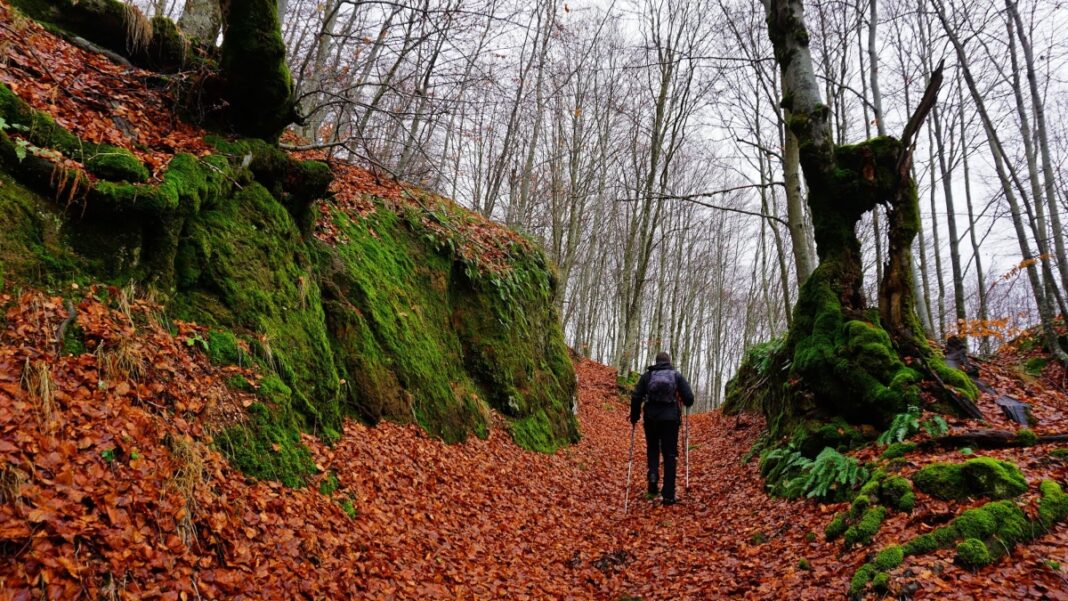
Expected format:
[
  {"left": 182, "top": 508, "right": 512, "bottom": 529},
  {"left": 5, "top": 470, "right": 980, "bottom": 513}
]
[{"left": 53, "top": 299, "right": 77, "bottom": 359}]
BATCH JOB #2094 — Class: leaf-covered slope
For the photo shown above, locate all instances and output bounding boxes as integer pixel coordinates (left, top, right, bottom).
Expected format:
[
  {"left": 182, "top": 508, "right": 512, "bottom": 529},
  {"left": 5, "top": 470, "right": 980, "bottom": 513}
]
[{"left": 0, "top": 1, "right": 577, "bottom": 471}]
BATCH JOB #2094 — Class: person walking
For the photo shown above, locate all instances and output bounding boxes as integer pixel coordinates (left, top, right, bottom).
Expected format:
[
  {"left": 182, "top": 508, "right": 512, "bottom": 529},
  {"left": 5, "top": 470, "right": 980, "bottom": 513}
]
[{"left": 629, "top": 351, "right": 695, "bottom": 506}]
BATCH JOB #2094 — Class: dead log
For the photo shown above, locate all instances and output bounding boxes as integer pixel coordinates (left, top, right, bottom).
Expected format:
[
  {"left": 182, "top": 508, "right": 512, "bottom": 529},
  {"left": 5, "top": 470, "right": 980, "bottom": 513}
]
[{"left": 920, "top": 429, "right": 1068, "bottom": 450}]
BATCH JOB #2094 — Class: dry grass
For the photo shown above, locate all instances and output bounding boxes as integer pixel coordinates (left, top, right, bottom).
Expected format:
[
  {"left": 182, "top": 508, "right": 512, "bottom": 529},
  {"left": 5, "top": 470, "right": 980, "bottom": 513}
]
[
  {"left": 21, "top": 357, "right": 56, "bottom": 432},
  {"left": 165, "top": 435, "right": 207, "bottom": 545},
  {"left": 0, "top": 464, "right": 28, "bottom": 505},
  {"left": 95, "top": 335, "right": 146, "bottom": 384}
]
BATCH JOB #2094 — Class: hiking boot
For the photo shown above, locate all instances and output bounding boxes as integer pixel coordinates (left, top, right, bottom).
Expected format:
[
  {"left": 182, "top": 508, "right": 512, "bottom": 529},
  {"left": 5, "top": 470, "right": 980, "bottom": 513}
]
[{"left": 662, "top": 497, "right": 678, "bottom": 506}]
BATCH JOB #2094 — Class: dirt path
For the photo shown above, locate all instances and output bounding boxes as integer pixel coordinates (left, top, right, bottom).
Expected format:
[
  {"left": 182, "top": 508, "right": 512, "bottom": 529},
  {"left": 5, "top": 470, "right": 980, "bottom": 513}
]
[{"left": 317, "top": 359, "right": 844, "bottom": 600}]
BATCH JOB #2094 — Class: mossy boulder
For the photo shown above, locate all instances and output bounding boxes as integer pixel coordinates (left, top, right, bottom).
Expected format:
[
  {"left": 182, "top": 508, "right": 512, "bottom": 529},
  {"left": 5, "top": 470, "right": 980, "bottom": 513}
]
[
  {"left": 85, "top": 145, "right": 149, "bottom": 183},
  {"left": 843, "top": 505, "right": 886, "bottom": 547},
  {"left": 11, "top": 0, "right": 188, "bottom": 72},
  {"left": 0, "top": 73, "right": 582, "bottom": 483},
  {"left": 912, "top": 458, "right": 1028, "bottom": 500},
  {"left": 1038, "top": 479, "right": 1068, "bottom": 528},
  {"left": 956, "top": 538, "right": 992, "bottom": 568},
  {"left": 318, "top": 203, "right": 578, "bottom": 450},
  {"left": 874, "top": 545, "right": 904, "bottom": 570}
]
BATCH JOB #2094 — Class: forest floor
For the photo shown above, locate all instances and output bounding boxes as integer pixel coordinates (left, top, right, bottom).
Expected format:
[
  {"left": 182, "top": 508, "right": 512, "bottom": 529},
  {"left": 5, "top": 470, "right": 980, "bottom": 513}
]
[{"left": 2, "top": 287, "right": 1067, "bottom": 600}]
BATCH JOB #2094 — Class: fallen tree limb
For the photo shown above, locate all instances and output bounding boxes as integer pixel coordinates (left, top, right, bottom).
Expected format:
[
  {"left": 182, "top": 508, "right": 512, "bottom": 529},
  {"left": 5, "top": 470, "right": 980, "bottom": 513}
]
[{"left": 921, "top": 429, "right": 1068, "bottom": 450}]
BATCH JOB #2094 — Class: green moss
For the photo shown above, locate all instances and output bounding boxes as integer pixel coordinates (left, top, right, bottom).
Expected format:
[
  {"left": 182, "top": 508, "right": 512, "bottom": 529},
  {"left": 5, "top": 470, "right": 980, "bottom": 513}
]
[
  {"left": 954, "top": 507, "right": 998, "bottom": 539},
  {"left": 874, "top": 545, "right": 904, "bottom": 570},
  {"left": 930, "top": 355, "right": 980, "bottom": 402},
  {"left": 220, "top": 0, "right": 294, "bottom": 140},
  {"left": 843, "top": 505, "right": 886, "bottom": 547},
  {"left": 797, "top": 557, "right": 811, "bottom": 570},
  {"left": 206, "top": 330, "right": 243, "bottom": 365},
  {"left": 1050, "top": 448, "right": 1068, "bottom": 459},
  {"left": 804, "top": 531, "right": 817, "bottom": 543},
  {"left": 214, "top": 402, "right": 316, "bottom": 488},
  {"left": 510, "top": 410, "right": 566, "bottom": 453},
  {"left": 955, "top": 538, "right": 992, "bottom": 568},
  {"left": 320, "top": 204, "right": 577, "bottom": 450},
  {"left": 880, "top": 475, "right": 916, "bottom": 513},
  {"left": 849, "top": 494, "right": 871, "bottom": 519},
  {"left": 903, "top": 533, "right": 938, "bottom": 556},
  {"left": 912, "top": 458, "right": 1028, "bottom": 500},
  {"left": 225, "top": 374, "right": 253, "bottom": 392},
  {"left": 1013, "top": 428, "right": 1038, "bottom": 446},
  {"left": 881, "top": 441, "right": 917, "bottom": 460},
  {"left": 319, "top": 471, "right": 340, "bottom": 496},
  {"left": 871, "top": 571, "right": 890, "bottom": 592},
  {"left": 175, "top": 181, "right": 341, "bottom": 432},
  {"left": 339, "top": 497, "right": 357, "bottom": 518},
  {"left": 850, "top": 563, "right": 876, "bottom": 595},
  {"left": 85, "top": 145, "right": 149, "bottom": 183},
  {"left": 825, "top": 512, "right": 848, "bottom": 540},
  {"left": 790, "top": 417, "right": 865, "bottom": 456},
  {"left": 61, "top": 323, "right": 86, "bottom": 355},
  {"left": 1023, "top": 356, "right": 1049, "bottom": 377},
  {"left": 932, "top": 525, "right": 959, "bottom": 547},
  {"left": 11, "top": 0, "right": 187, "bottom": 72},
  {"left": 1038, "top": 479, "right": 1068, "bottom": 528}
]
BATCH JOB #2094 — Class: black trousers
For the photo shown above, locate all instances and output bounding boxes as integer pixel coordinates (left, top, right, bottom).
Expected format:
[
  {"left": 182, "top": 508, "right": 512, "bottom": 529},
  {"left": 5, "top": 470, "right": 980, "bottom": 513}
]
[{"left": 644, "top": 419, "right": 680, "bottom": 499}]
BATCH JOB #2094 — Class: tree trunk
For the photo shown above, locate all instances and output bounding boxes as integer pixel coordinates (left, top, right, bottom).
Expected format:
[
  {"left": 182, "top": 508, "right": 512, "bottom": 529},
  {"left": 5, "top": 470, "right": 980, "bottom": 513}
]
[
  {"left": 725, "top": 0, "right": 977, "bottom": 438},
  {"left": 221, "top": 0, "right": 296, "bottom": 141}
]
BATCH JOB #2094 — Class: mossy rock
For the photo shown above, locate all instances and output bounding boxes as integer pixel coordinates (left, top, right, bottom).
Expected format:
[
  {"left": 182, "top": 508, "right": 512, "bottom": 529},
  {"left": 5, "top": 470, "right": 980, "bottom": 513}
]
[
  {"left": 11, "top": 0, "right": 187, "bottom": 72},
  {"left": 912, "top": 457, "right": 1028, "bottom": 500},
  {"left": 1013, "top": 428, "right": 1038, "bottom": 446},
  {"left": 175, "top": 181, "right": 341, "bottom": 432},
  {"left": 956, "top": 538, "right": 992, "bottom": 568},
  {"left": 1038, "top": 479, "right": 1068, "bottom": 528},
  {"left": 881, "top": 441, "right": 917, "bottom": 460},
  {"left": 843, "top": 505, "right": 886, "bottom": 547},
  {"left": 84, "top": 145, "right": 149, "bottom": 183},
  {"left": 874, "top": 545, "right": 904, "bottom": 570},
  {"left": 850, "top": 563, "right": 876, "bottom": 595},
  {"left": 214, "top": 402, "right": 315, "bottom": 488},
  {"left": 1023, "top": 357, "right": 1049, "bottom": 377},
  {"left": 825, "top": 512, "right": 848, "bottom": 540}
]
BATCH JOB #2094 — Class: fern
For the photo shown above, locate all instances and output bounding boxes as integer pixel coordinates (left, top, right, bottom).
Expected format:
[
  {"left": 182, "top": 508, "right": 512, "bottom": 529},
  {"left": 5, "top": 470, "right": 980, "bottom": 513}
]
[
  {"left": 760, "top": 446, "right": 812, "bottom": 498},
  {"left": 799, "top": 448, "right": 869, "bottom": 500},
  {"left": 921, "top": 415, "right": 949, "bottom": 437},
  {"left": 877, "top": 405, "right": 921, "bottom": 445}
]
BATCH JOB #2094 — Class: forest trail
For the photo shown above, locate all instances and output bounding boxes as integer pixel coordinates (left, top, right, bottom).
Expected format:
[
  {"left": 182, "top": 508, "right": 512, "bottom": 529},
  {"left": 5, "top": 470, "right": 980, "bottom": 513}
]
[
  {"left": 2, "top": 292, "right": 1067, "bottom": 600},
  {"left": 320, "top": 359, "right": 815, "bottom": 600}
]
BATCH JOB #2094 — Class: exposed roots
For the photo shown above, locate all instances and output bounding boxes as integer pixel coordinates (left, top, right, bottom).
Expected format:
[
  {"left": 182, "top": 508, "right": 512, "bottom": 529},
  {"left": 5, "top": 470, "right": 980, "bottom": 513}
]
[{"left": 122, "top": 4, "right": 153, "bottom": 55}]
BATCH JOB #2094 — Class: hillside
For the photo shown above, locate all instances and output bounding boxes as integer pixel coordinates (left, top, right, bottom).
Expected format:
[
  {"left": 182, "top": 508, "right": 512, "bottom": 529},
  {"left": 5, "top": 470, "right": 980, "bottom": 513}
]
[{"left": 0, "top": 0, "right": 578, "bottom": 483}]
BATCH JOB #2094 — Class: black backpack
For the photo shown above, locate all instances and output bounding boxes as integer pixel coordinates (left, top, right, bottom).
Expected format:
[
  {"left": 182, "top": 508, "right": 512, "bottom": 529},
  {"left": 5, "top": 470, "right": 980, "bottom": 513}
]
[{"left": 647, "top": 369, "right": 678, "bottom": 405}]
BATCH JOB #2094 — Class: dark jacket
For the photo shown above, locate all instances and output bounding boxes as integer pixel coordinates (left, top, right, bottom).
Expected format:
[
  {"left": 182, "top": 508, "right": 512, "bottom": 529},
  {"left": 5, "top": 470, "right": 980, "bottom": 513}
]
[{"left": 630, "top": 361, "right": 695, "bottom": 423}]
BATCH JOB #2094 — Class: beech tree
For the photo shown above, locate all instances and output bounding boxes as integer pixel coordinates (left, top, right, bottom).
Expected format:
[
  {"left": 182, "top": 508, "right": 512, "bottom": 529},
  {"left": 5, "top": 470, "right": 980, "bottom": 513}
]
[{"left": 724, "top": 0, "right": 979, "bottom": 441}]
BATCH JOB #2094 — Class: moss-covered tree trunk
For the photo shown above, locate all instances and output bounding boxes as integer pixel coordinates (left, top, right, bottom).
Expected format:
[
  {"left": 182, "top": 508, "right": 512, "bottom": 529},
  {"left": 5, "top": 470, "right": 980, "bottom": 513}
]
[
  {"left": 220, "top": 0, "right": 297, "bottom": 141},
  {"left": 724, "top": 0, "right": 977, "bottom": 446}
]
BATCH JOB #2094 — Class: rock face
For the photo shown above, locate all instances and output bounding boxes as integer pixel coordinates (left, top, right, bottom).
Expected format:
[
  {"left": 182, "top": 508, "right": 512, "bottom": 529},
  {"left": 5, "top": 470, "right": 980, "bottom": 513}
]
[{"left": 0, "top": 78, "right": 578, "bottom": 485}]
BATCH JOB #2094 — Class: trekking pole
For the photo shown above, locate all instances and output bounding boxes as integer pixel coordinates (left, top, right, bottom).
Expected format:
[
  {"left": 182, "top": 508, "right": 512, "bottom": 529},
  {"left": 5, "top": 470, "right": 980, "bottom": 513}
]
[
  {"left": 623, "top": 424, "right": 636, "bottom": 514},
  {"left": 684, "top": 406, "right": 690, "bottom": 491}
]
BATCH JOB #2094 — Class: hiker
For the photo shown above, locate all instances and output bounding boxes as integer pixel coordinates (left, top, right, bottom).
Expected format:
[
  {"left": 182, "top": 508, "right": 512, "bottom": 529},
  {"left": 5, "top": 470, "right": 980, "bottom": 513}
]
[{"left": 629, "top": 351, "right": 694, "bottom": 505}]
